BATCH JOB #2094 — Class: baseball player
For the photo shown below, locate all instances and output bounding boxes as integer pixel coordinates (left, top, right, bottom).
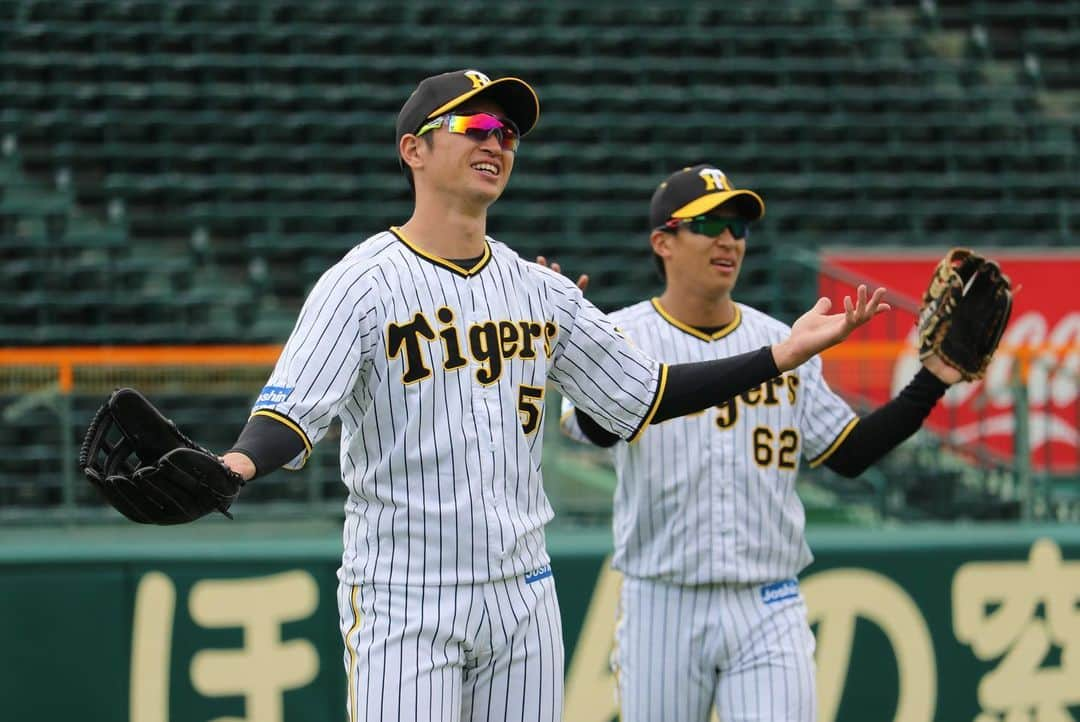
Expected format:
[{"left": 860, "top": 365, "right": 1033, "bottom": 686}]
[
  {"left": 217, "top": 75, "right": 888, "bottom": 722},
  {"left": 560, "top": 165, "right": 965, "bottom": 722}
]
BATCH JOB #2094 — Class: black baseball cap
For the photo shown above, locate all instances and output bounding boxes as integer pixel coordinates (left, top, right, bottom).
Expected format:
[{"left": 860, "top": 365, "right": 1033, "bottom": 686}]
[
  {"left": 395, "top": 69, "right": 540, "bottom": 146},
  {"left": 649, "top": 165, "right": 765, "bottom": 228}
]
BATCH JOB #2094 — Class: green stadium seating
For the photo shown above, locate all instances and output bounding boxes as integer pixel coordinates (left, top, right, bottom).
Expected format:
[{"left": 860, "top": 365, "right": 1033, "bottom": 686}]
[
  {"left": 1, "top": 0, "right": 1076, "bottom": 325},
  {"left": 0, "top": 0, "right": 1077, "bottom": 520}
]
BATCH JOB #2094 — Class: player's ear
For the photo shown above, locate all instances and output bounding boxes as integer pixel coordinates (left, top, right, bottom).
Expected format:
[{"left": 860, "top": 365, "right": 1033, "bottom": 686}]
[
  {"left": 399, "top": 133, "right": 427, "bottom": 173},
  {"left": 650, "top": 229, "right": 674, "bottom": 261}
]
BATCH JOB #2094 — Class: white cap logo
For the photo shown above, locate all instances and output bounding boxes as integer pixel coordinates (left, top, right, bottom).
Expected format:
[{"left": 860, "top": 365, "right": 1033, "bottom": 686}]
[
  {"left": 464, "top": 70, "right": 492, "bottom": 90},
  {"left": 698, "top": 167, "right": 729, "bottom": 192}
]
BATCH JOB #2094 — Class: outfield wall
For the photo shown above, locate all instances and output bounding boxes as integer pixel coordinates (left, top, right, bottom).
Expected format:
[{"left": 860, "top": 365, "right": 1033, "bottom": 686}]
[{"left": 2, "top": 523, "right": 1078, "bottom": 722}]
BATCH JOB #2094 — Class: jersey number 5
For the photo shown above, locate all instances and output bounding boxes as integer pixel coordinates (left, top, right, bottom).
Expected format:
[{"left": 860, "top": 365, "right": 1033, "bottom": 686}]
[
  {"left": 518, "top": 385, "right": 545, "bottom": 435},
  {"left": 752, "top": 427, "right": 799, "bottom": 470}
]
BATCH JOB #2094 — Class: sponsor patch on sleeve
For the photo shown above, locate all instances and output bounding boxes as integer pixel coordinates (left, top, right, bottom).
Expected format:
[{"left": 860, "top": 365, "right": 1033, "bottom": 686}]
[
  {"left": 760, "top": 578, "right": 800, "bottom": 605},
  {"left": 524, "top": 565, "right": 553, "bottom": 584},
  {"left": 254, "top": 386, "right": 294, "bottom": 408}
]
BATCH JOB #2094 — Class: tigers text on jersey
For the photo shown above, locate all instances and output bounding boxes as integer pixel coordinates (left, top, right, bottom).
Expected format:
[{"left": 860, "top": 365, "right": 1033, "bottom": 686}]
[
  {"left": 253, "top": 228, "right": 664, "bottom": 586},
  {"left": 562, "top": 299, "right": 856, "bottom": 585}
]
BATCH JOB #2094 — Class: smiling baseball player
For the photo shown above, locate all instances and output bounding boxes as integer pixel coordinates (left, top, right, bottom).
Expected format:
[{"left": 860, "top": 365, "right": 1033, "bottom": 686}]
[
  {"left": 217, "top": 77, "right": 889, "bottom": 722},
  {"left": 561, "top": 165, "right": 972, "bottom": 722}
]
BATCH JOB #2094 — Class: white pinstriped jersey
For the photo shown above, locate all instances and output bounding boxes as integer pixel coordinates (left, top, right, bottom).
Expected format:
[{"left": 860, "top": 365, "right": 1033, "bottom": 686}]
[
  {"left": 253, "top": 228, "right": 664, "bottom": 586},
  {"left": 562, "top": 299, "right": 857, "bottom": 585}
]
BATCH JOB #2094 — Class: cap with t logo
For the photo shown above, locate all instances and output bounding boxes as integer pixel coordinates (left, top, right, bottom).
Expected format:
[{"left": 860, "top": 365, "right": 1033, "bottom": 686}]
[
  {"left": 395, "top": 69, "right": 540, "bottom": 146},
  {"left": 649, "top": 164, "right": 765, "bottom": 228}
]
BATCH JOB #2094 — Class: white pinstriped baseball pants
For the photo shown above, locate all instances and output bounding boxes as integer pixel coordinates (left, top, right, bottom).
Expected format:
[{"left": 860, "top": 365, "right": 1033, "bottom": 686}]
[
  {"left": 338, "top": 571, "right": 564, "bottom": 722},
  {"left": 615, "top": 576, "right": 817, "bottom": 722}
]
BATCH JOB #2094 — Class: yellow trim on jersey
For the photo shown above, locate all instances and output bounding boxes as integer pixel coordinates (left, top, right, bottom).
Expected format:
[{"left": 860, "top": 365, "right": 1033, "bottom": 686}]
[
  {"left": 250, "top": 409, "right": 313, "bottom": 466},
  {"left": 346, "top": 584, "right": 362, "bottom": 722},
  {"left": 807, "top": 416, "right": 859, "bottom": 468},
  {"left": 389, "top": 226, "right": 491, "bottom": 277},
  {"left": 650, "top": 299, "right": 742, "bottom": 342},
  {"left": 628, "top": 363, "right": 669, "bottom": 444}
]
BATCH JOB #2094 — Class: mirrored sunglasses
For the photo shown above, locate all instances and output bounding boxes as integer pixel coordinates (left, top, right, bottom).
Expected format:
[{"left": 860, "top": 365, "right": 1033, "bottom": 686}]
[
  {"left": 416, "top": 112, "right": 521, "bottom": 152},
  {"left": 662, "top": 215, "right": 750, "bottom": 239}
]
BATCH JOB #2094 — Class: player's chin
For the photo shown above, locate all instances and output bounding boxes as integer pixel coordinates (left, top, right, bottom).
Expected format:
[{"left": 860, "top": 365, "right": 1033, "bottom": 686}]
[
  {"left": 469, "top": 180, "right": 507, "bottom": 205},
  {"left": 706, "top": 272, "right": 738, "bottom": 294}
]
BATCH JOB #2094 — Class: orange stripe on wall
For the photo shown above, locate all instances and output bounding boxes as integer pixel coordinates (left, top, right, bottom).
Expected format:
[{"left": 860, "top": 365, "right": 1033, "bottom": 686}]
[
  {"left": 0, "top": 346, "right": 283, "bottom": 366},
  {"left": 820, "top": 342, "right": 1075, "bottom": 361},
  {"left": 0, "top": 342, "right": 1073, "bottom": 370}
]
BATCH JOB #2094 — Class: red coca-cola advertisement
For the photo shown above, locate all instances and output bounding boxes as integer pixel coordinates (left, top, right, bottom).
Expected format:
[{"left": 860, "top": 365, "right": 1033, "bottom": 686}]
[{"left": 818, "top": 249, "right": 1080, "bottom": 473}]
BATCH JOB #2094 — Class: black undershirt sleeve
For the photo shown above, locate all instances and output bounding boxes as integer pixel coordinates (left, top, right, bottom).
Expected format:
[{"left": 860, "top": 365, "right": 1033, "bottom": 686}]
[
  {"left": 226, "top": 414, "right": 309, "bottom": 479},
  {"left": 823, "top": 367, "right": 948, "bottom": 477},
  {"left": 573, "top": 350, "right": 950, "bottom": 474},
  {"left": 574, "top": 345, "right": 780, "bottom": 447},
  {"left": 574, "top": 407, "right": 621, "bottom": 447},
  {"left": 651, "top": 346, "right": 779, "bottom": 423}
]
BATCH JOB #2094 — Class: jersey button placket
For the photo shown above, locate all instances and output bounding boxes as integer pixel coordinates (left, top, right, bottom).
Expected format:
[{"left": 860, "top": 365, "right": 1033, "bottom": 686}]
[
  {"left": 466, "top": 280, "right": 512, "bottom": 560},
  {"left": 713, "top": 427, "right": 735, "bottom": 572}
]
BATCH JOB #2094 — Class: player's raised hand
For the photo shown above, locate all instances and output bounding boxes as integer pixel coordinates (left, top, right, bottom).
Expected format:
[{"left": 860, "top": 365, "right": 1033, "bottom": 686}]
[
  {"left": 536, "top": 255, "right": 589, "bottom": 293},
  {"left": 771, "top": 285, "right": 890, "bottom": 372},
  {"left": 921, "top": 352, "right": 964, "bottom": 385}
]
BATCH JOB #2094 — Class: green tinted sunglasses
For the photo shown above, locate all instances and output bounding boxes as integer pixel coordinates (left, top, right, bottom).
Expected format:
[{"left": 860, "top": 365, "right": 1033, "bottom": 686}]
[{"left": 661, "top": 215, "right": 751, "bottom": 239}]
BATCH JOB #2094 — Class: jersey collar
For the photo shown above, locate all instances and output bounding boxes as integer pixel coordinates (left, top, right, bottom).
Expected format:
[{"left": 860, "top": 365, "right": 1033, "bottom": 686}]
[
  {"left": 390, "top": 226, "right": 492, "bottom": 277},
  {"left": 650, "top": 298, "right": 742, "bottom": 342}
]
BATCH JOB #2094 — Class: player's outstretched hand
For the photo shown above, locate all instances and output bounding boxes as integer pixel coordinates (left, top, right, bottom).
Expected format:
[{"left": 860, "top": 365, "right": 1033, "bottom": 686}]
[
  {"left": 536, "top": 255, "right": 589, "bottom": 293},
  {"left": 221, "top": 451, "right": 257, "bottom": 481},
  {"left": 921, "top": 352, "right": 964, "bottom": 385},
  {"left": 772, "top": 285, "right": 890, "bottom": 372}
]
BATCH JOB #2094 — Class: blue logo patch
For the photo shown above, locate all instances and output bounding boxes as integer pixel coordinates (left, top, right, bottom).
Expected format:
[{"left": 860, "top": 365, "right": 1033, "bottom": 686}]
[
  {"left": 254, "top": 386, "right": 294, "bottom": 407},
  {"left": 524, "top": 565, "right": 553, "bottom": 584},
  {"left": 760, "top": 578, "right": 799, "bottom": 605}
]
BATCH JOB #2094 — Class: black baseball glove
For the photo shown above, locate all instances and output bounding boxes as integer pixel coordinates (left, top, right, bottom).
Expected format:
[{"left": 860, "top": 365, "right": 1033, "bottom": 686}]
[
  {"left": 79, "top": 387, "right": 244, "bottom": 524},
  {"left": 917, "top": 247, "right": 1013, "bottom": 382}
]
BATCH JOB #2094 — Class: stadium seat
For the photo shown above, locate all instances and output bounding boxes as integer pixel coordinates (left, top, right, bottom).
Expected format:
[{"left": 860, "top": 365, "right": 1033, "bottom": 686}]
[
  {"left": 0, "top": 0, "right": 1077, "bottom": 522},
  {"left": 1, "top": 0, "right": 1076, "bottom": 324}
]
